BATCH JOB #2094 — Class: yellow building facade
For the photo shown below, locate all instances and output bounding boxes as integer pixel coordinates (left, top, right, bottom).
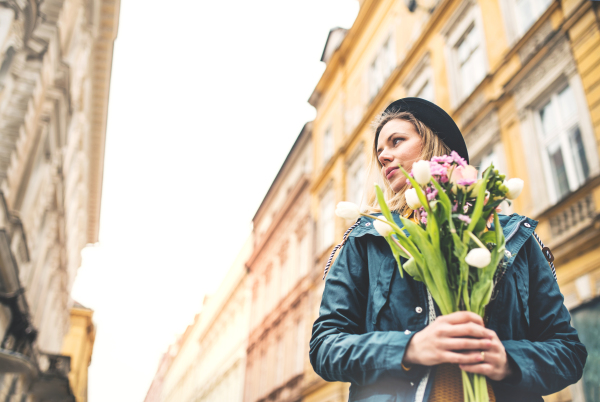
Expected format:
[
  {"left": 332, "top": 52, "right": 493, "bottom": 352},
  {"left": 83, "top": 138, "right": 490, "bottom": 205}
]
[
  {"left": 61, "top": 303, "right": 96, "bottom": 402},
  {"left": 307, "top": 0, "right": 600, "bottom": 401}
]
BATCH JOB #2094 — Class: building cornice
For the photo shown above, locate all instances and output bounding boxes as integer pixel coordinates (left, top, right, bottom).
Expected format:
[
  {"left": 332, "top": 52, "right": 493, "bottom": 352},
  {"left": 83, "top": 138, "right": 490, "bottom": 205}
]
[
  {"left": 86, "top": 0, "right": 120, "bottom": 244},
  {"left": 247, "top": 175, "right": 310, "bottom": 269},
  {"left": 252, "top": 122, "right": 312, "bottom": 223}
]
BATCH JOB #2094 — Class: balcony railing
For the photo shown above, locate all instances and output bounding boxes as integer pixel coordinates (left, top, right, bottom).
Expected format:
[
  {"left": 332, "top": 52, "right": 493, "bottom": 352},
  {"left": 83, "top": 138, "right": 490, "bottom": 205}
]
[{"left": 549, "top": 193, "right": 596, "bottom": 238}]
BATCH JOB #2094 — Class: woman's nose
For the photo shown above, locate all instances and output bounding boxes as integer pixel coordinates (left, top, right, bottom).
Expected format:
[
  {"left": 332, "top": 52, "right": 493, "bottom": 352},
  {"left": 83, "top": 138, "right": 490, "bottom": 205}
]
[{"left": 378, "top": 148, "right": 393, "bottom": 165}]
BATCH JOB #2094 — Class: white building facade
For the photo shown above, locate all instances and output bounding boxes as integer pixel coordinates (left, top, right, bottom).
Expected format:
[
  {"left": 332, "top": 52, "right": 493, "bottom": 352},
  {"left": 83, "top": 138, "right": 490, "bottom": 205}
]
[
  {"left": 0, "top": 0, "right": 118, "bottom": 400},
  {"left": 159, "top": 236, "right": 253, "bottom": 402},
  {"left": 244, "top": 123, "right": 314, "bottom": 402}
]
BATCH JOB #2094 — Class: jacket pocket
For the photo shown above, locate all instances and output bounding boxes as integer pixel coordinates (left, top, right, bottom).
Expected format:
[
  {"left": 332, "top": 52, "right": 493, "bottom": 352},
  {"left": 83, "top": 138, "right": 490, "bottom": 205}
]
[
  {"left": 514, "top": 269, "right": 530, "bottom": 327},
  {"left": 371, "top": 256, "right": 395, "bottom": 327}
]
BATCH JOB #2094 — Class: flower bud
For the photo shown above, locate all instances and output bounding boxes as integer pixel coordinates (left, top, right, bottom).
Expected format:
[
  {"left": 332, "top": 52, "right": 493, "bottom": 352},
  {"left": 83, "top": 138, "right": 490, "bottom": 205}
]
[
  {"left": 504, "top": 178, "right": 524, "bottom": 200},
  {"left": 465, "top": 248, "right": 492, "bottom": 268},
  {"left": 373, "top": 216, "right": 394, "bottom": 237},
  {"left": 412, "top": 160, "right": 431, "bottom": 186},
  {"left": 335, "top": 202, "right": 361, "bottom": 221},
  {"left": 405, "top": 188, "right": 422, "bottom": 210}
]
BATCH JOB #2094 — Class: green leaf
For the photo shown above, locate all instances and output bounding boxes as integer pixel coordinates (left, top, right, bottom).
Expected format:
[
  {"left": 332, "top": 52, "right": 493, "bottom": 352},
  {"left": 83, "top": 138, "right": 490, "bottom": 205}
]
[
  {"left": 374, "top": 184, "right": 394, "bottom": 223},
  {"left": 398, "top": 166, "right": 441, "bottom": 249},
  {"left": 400, "top": 216, "right": 454, "bottom": 315},
  {"left": 431, "top": 179, "right": 455, "bottom": 233},
  {"left": 467, "top": 167, "right": 492, "bottom": 232},
  {"left": 385, "top": 236, "right": 405, "bottom": 278},
  {"left": 403, "top": 257, "right": 423, "bottom": 282},
  {"left": 480, "top": 231, "right": 497, "bottom": 244}
]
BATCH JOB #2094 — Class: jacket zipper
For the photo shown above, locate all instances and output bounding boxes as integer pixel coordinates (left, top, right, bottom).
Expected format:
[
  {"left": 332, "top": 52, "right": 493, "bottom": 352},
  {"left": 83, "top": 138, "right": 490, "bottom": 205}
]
[{"left": 505, "top": 216, "right": 527, "bottom": 243}]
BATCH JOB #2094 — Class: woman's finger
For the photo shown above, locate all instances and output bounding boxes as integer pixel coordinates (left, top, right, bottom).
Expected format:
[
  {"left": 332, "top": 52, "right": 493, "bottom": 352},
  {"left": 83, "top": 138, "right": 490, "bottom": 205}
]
[
  {"left": 459, "top": 363, "right": 495, "bottom": 376},
  {"left": 441, "top": 322, "right": 494, "bottom": 339},
  {"left": 441, "top": 338, "right": 492, "bottom": 351},
  {"left": 438, "top": 311, "right": 484, "bottom": 326},
  {"left": 442, "top": 351, "right": 485, "bottom": 365}
]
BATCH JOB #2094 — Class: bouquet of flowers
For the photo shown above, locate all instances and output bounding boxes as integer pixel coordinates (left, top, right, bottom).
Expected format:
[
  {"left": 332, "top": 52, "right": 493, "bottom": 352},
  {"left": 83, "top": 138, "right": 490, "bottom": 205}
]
[{"left": 335, "top": 151, "right": 524, "bottom": 402}]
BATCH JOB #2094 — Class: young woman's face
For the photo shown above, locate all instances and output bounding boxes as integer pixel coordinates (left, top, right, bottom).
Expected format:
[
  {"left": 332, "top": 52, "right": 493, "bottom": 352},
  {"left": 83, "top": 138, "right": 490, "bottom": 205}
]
[{"left": 376, "top": 119, "right": 423, "bottom": 192}]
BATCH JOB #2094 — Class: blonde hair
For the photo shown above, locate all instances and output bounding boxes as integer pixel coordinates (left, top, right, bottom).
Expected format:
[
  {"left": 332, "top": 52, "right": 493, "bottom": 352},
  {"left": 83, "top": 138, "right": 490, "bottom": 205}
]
[{"left": 366, "top": 110, "right": 451, "bottom": 214}]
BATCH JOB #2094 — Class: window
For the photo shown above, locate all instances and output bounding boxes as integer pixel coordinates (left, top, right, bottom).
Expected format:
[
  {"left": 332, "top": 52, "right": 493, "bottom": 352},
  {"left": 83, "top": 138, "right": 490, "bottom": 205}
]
[
  {"left": 298, "top": 234, "right": 310, "bottom": 277},
  {"left": 319, "top": 186, "right": 335, "bottom": 251},
  {"left": 259, "top": 350, "right": 267, "bottom": 395},
  {"left": 443, "top": 1, "right": 488, "bottom": 105},
  {"left": 536, "top": 84, "right": 590, "bottom": 201},
  {"left": 514, "top": 0, "right": 552, "bottom": 36},
  {"left": 476, "top": 150, "right": 498, "bottom": 178},
  {"left": 295, "top": 319, "right": 305, "bottom": 374},
  {"left": 456, "top": 24, "right": 486, "bottom": 99},
  {"left": 570, "top": 297, "right": 600, "bottom": 402},
  {"left": 347, "top": 152, "right": 366, "bottom": 207},
  {"left": 415, "top": 79, "right": 434, "bottom": 102},
  {"left": 368, "top": 36, "right": 396, "bottom": 101},
  {"left": 276, "top": 336, "right": 285, "bottom": 385},
  {"left": 323, "top": 126, "right": 334, "bottom": 164}
]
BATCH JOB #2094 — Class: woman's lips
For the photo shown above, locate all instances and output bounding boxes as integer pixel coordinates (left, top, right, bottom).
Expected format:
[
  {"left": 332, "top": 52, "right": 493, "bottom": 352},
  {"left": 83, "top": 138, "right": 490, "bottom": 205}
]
[{"left": 386, "top": 167, "right": 398, "bottom": 180}]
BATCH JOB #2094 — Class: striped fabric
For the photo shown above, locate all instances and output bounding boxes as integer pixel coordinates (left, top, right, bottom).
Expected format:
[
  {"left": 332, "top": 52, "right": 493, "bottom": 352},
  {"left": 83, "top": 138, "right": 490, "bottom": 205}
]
[{"left": 532, "top": 231, "right": 558, "bottom": 281}]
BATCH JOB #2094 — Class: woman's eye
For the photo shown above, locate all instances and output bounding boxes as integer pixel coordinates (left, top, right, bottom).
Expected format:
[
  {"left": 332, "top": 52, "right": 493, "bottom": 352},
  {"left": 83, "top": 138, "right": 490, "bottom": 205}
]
[{"left": 393, "top": 138, "right": 404, "bottom": 146}]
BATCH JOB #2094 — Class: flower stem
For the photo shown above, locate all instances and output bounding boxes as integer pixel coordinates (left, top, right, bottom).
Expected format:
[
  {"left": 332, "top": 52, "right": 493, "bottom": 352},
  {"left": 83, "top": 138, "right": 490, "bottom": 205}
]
[
  {"left": 461, "top": 370, "right": 476, "bottom": 401},
  {"left": 391, "top": 236, "right": 413, "bottom": 259},
  {"left": 468, "top": 231, "right": 487, "bottom": 249}
]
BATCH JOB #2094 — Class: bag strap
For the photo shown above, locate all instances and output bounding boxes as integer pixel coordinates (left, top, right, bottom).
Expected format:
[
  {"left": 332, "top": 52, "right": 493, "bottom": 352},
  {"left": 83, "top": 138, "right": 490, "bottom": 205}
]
[
  {"left": 323, "top": 222, "right": 360, "bottom": 280},
  {"left": 532, "top": 231, "right": 557, "bottom": 281}
]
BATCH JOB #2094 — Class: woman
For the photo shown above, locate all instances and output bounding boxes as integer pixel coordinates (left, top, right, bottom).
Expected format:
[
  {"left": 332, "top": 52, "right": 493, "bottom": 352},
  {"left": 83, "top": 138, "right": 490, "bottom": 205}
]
[{"left": 309, "top": 98, "right": 587, "bottom": 402}]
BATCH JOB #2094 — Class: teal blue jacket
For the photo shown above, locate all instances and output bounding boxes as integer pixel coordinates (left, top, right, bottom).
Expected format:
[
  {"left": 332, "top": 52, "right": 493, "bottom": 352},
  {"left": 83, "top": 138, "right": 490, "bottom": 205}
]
[{"left": 309, "top": 213, "right": 587, "bottom": 402}]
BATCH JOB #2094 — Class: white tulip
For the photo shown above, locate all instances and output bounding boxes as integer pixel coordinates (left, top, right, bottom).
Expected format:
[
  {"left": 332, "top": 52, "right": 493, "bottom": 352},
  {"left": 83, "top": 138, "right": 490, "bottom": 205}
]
[
  {"left": 504, "top": 178, "right": 524, "bottom": 200},
  {"left": 335, "top": 202, "right": 361, "bottom": 221},
  {"left": 405, "top": 188, "right": 422, "bottom": 210},
  {"left": 373, "top": 216, "right": 394, "bottom": 237},
  {"left": 465, "top": 248, "right": 492, "bottom": 268},
  {"left": 412, "top": 160, "right": 431, "bottom": 186}
]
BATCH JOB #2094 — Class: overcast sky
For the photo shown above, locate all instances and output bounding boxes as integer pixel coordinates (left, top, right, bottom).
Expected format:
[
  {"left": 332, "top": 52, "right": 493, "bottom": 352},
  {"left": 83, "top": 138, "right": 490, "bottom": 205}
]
[{"left": 70, "top": 1, "right": 359, "bottom": 400}]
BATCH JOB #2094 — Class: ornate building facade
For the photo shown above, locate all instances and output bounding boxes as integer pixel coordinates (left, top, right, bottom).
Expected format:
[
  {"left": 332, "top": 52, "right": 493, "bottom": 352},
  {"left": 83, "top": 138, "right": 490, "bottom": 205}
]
[
  {"left": 307, "top": 0, "right": 600, "bottom": 401},
  {"left": 0, "top": 0, "right": 118, "bottom": 399},
  {"left": 244, "top": 123, "right": 314, "bottom": 402},
  {"left": 157, "top": 236, "right": 253, "bottom": 402}
]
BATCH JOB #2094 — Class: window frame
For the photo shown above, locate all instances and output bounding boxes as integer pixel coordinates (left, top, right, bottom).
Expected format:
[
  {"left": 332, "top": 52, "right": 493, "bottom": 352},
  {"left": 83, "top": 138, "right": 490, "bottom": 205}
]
[
  {"left": 442, "top": 0, "right": 489, "bottom": 107},
  {"left": 322, "top": 125, "right": 334, "bottom": 165},
  {"left": 533, "top": 83, "right": 592, "bottom": 203},
  {"left": 368, "top": 34, "right": 396, "bottom": 102},
  {"left": 498, "top": 0, "right": 553, "bottom": 44},
  {"left": 319, "top": 184, "right": 335, "bottom": 252},
  {"left": 346, "top": 144, "right": 366, "bottom": 207},
  {"left": 404, "top": 53, "right": 435, "bottom": 102},
  {"left": 512, "top": 38, "right": 599, "bottom": 213}
]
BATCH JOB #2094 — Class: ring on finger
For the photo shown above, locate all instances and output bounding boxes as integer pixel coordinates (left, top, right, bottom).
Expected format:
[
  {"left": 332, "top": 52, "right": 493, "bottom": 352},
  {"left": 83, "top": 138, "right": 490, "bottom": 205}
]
[{"left": 481, "top": 351, "right": 485, "bottom": 361}]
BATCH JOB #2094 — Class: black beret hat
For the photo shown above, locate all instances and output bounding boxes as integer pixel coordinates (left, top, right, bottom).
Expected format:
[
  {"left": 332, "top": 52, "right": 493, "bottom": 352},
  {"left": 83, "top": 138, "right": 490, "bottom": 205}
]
[{"left": 378, "top": 97, "right": 469, "bottom": 164}]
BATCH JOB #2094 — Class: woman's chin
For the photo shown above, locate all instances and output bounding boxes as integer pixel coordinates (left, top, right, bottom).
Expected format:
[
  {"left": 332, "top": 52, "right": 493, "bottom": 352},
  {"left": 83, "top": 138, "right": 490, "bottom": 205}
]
[{"left": 390, "top": 181, "right": 406, "bottom": 193}]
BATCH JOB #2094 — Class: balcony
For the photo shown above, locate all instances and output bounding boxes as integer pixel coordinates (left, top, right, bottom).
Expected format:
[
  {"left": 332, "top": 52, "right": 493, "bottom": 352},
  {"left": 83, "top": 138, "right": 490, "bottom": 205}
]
[
  {"left": 31, "top": 353, "right": 75, "bottom": 402},
  {"left": 537, "top": 176, "right": 600, "bottom": 262}
]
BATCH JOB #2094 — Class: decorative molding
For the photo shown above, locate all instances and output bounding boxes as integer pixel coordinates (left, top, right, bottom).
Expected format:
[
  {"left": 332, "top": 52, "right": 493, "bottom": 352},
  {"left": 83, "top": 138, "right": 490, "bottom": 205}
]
[
  {"left": 512, "top": 37, "right": 573, "bottom": 103},
  {"left": 439, "top": 0, "right": 476, "bottom": 38},
  {"left": 463, "top": 110, "right": 500, "bottom": 160},
  {"left": 518, "top": 19, "right": 554, "bottom": 64}
]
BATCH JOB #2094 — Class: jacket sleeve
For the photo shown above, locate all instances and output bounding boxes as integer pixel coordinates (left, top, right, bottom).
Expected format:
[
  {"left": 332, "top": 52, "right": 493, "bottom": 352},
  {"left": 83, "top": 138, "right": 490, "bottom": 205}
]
[
  {"left": 501, "top": 237, "right": 587, "bottom": 395},
  {"left": 309, "top": 236, "right": 426, "bottom": 385}
]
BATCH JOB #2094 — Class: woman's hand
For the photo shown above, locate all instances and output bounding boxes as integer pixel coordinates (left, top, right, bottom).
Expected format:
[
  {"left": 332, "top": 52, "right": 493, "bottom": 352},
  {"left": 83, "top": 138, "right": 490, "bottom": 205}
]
[
  {"left": 402, "top": 311, "right": 513, "bottom": 380},
  {"left": 459, "top": 328, "right": 513, "bottom": 381}
]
